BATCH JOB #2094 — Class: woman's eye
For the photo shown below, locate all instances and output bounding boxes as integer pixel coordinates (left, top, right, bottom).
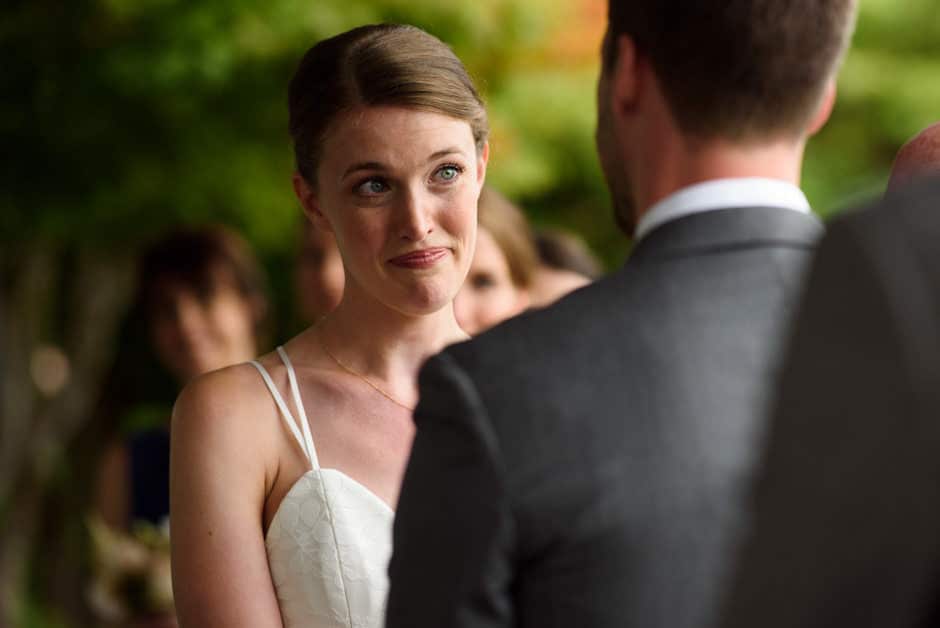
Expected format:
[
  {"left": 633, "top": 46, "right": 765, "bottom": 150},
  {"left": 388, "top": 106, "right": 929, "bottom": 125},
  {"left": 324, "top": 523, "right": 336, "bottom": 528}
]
[
  {"left": 356, "top": 178, "right": 388, "bottom": 196},
  {"left": 435, "top": 164, "right": 463, "bottom": 183},
  {"left": 471, "top": 273, "right": 496, "bottom": 289}
]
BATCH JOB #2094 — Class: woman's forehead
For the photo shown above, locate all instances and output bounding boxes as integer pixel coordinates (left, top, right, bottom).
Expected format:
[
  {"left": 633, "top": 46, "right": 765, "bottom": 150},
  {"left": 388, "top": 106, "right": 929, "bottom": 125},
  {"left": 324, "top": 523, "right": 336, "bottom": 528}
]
[
  {"left": 149, "top": 266, "right": 240, "bottom": 302},
  {"left": 321, "top": 106, "right": 477, "bottom": 171}
]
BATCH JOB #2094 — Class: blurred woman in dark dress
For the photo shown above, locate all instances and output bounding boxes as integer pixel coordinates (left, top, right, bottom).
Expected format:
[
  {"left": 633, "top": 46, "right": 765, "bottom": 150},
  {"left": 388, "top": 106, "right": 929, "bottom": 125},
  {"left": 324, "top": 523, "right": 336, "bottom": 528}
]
[
  {"left": 91, "top": 226, "right": 268, "bottom": 626},
  {"left": 96, "top": 225, "right": 268, "bottom": 528}
]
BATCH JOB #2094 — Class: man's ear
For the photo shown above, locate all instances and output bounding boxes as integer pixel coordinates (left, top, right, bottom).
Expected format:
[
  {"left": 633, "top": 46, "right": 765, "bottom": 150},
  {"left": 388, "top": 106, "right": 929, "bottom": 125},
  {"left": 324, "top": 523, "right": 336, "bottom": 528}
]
[
  {"left": 611, "top": 34, "right": 640, "bottom": 115},
  {"left": 808, "top": 80, "right": 837, "bottom": 136},
  {"left": 292, "top": 172, "right": 333, "bottom": 233}
]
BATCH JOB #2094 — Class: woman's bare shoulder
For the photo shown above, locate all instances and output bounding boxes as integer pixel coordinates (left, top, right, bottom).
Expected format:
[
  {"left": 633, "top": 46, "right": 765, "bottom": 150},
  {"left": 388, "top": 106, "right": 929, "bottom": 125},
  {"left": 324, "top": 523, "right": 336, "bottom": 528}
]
[{"left": 172, "top": 362, "right": 276, "bottom": 453}]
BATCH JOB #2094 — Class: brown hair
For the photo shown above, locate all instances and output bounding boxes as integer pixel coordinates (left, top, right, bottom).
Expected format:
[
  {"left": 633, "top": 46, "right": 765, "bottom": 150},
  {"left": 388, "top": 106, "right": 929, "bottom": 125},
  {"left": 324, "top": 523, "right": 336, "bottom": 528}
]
[
  {"left": 604, "top": 0, "right": 857, "bottom": 140},
  {"left": 535, "top": 228, "right": 603, "bottom": 280},
  {"left": 289, "top": 24, "right": 489, "bottom": 185},
  {"left": 137, "top": 225, "right": 270, "bottom": 338},
  {"left": 477, "top": 187, "right": 538, "bottom": 289}
]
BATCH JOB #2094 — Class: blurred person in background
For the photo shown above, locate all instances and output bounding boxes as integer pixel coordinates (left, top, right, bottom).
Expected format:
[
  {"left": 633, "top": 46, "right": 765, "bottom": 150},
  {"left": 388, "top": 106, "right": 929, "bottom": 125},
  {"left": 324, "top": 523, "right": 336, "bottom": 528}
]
[
  {"left": 295, "top": 219, "right": 345, "bottom": 324},
  {"left": 92, "top": 225, "right": 268, "bottom": 626},
  {"left": 454, "top": 186, "right": 538, "bottom": 334},
  {"left": 718, "top": 177, "right": 940, "bottom": 628},
  {"left": 887, "top": 121, "right": 940, "bottom": 193},
  {"left": 530, "top": 227, "right": 603, "bottom": 306},
  {"left": 716, "top": 123, "right": 940, "bottom": 628}
]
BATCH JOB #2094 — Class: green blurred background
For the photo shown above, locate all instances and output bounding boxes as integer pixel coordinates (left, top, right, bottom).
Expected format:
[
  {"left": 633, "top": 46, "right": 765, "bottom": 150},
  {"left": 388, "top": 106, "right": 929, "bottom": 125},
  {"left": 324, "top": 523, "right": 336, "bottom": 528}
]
[{"left": 2, "top": 0, "right": 938, "bottom": 624}]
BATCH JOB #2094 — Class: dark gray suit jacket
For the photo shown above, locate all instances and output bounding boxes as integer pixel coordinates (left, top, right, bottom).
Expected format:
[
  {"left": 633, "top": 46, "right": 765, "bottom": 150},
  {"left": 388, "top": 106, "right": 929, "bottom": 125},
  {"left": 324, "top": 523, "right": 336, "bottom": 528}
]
[
  {"left": 386, "top": 206, "right": 823, "bottom": 628},
  {"left": 719, "top": 179, "right": 940, "bottom": 628}
]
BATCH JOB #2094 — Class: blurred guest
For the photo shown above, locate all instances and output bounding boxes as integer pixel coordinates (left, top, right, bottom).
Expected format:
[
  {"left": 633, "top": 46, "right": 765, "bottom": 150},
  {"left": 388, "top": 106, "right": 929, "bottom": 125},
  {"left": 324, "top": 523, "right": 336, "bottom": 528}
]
[
  {"left": 93, "top": 226, "right": 268, "bottom": 626},
  {"left": 530, "top": 227, "right": 603, "bottom": 306},
  {"left": 97, "top": 225, "right": 268, "bottom": 528},
  {"left": 454, "top": 186, "right": 538, "bottom": 334},
  {"left": 887, "top": 121, "right": 940, "bottom": 192},
  {"left": 295, "top": 219, "right": 344, "bottom": 323},
  {"left": 719, "top": 178, "right": 940, "bottom": 628}
]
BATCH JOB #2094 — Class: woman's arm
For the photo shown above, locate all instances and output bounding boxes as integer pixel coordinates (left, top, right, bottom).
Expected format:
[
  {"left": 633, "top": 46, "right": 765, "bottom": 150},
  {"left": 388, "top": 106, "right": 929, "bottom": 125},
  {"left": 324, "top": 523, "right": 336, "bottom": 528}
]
[{"left": 170, "top": 366, "right": 283, "bottom": 628}]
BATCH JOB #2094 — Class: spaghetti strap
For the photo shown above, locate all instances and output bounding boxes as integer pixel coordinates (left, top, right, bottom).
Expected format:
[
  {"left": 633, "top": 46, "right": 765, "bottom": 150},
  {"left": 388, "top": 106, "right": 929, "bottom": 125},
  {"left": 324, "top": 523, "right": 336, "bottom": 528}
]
[
  {"left": 249, "top": 358, "right": 313, "bottom": 467},
  {"left": 276, "top": 346, "right": 321, "bottom": 469}
]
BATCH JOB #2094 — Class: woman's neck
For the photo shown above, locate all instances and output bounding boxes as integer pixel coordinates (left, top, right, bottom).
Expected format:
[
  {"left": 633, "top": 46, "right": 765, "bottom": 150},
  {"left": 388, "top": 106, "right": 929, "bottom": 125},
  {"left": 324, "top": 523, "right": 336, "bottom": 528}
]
[{"left": 313, "top": 283, "right": 467, "bottom": 387}]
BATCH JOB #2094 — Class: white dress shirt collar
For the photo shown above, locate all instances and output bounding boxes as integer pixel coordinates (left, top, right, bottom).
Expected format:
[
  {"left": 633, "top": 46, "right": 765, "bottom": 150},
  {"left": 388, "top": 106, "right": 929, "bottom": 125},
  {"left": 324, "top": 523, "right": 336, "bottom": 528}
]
[{"left": 634, "top": 177, "right": 812, "bottom": 242}]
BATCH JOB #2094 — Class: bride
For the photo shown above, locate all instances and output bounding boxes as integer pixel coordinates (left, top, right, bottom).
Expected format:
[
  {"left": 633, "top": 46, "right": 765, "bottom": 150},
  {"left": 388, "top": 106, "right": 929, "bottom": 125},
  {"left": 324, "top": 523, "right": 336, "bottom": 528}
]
[{"left": 169, "top": 24, "right": 489, "bottom": 627}]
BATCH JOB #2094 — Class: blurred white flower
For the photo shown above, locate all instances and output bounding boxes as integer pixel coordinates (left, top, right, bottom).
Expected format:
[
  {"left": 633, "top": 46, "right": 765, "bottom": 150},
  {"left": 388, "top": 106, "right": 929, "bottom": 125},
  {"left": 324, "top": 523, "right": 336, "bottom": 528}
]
[{"left": 87, "top": 514, "right": 175, "bottom": 621}]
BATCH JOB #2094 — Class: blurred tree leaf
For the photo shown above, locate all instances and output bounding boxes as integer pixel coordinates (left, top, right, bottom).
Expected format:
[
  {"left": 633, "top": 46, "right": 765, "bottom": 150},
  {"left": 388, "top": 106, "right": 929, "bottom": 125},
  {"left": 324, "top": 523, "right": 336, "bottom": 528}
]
[{"left": 3, "top": 0, "right": 938, "bottom": 260}]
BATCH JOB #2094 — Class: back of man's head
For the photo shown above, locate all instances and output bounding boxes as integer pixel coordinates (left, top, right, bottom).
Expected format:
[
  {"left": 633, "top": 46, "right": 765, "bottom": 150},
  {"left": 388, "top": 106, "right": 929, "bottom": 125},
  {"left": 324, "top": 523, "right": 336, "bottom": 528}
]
[
  {"left": 605, "top": 0, "right": 857, "bottom": 142},
  {"left": 887, "top": 122, "right": 940, "bottom": 192}
]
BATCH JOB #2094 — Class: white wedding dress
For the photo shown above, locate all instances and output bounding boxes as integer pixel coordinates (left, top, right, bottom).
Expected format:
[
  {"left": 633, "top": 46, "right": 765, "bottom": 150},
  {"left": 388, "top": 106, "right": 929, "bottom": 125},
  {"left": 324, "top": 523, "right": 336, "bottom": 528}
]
[{"left": 251, "top": 347, "right": 394, "bottom": 628}]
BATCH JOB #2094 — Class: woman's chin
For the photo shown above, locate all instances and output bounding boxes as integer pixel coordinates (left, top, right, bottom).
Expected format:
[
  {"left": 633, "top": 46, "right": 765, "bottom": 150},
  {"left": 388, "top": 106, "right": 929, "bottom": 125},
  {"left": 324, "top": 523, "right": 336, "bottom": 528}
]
[{"left": 386, "top": 282, "right": 458, "bottom": 318}]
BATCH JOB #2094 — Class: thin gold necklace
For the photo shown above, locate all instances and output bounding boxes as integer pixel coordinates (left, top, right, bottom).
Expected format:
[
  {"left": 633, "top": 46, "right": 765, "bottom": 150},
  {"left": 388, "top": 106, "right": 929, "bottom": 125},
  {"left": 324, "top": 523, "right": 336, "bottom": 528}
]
[{"left": 317, "top": 333, "right": 416, "bottom": 412}]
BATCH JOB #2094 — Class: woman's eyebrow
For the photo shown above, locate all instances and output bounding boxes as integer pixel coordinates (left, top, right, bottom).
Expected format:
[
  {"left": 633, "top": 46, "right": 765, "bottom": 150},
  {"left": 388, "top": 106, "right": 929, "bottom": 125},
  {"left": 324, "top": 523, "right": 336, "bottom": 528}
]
[
  {"left": 341, "top": 161, "right": 386, "bottom": 180},
  {"left": 425, "top": 147, "right": 463, "bottom": 163},
  {"left": 340, "top": 147, "right": 466, "bottom": 180}
]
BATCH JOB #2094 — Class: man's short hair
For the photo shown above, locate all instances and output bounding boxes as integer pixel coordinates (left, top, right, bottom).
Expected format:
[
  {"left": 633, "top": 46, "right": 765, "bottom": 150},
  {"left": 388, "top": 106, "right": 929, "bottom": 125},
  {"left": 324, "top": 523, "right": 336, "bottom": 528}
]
[{"left": 605, "top": 0, "right": 857, "bottom": 140}]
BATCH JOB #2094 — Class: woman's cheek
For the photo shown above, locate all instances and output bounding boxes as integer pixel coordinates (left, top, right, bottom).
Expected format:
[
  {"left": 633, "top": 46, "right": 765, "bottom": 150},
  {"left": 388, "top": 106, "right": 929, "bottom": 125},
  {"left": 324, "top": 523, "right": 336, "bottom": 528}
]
[{"left": 343, "top": 218, "right": 387, "bottom": 261}]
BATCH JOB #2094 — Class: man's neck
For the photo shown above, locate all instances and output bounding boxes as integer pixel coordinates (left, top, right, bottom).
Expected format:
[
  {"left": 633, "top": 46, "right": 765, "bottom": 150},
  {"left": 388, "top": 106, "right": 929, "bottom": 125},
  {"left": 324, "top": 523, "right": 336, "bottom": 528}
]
[{"left": 635, "top": 136, "right": 807, "bottom": 219}]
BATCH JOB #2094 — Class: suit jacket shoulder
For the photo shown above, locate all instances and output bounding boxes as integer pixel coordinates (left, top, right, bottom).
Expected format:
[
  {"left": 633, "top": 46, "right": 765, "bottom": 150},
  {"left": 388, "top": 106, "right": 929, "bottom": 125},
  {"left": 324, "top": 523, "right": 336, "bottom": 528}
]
[{"left": 394, "top": 206, "right": 825, "bottom": 628}]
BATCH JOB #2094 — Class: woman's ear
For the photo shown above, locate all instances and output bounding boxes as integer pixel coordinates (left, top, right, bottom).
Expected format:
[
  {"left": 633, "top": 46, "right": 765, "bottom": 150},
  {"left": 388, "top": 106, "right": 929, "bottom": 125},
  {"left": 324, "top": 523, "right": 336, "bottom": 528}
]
[
  {"left": 292, "top": 172, "right": 334, "bottom": 233},
  {"left": 476, "top": 141, "right": 490, "bottom": 186},
  {"left": 249, "top": 294, "right": 268, "bottom": 329}
]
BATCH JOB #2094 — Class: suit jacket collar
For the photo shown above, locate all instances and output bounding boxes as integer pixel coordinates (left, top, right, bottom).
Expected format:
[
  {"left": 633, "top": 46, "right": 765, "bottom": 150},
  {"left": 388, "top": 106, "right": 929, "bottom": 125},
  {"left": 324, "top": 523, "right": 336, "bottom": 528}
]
[
  {"left": 635, "top": 178, "right": 812, "bottom": 242},
  {"left": 628, "top": 206, "right": 824, "bottom": 264}
]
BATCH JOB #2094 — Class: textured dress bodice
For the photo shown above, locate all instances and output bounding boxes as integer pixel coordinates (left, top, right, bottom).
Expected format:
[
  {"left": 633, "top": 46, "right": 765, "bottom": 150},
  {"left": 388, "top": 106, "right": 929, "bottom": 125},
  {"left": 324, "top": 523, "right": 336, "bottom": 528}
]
[{"left": 251, "top": 348, "right": 394, "bottom": 628}]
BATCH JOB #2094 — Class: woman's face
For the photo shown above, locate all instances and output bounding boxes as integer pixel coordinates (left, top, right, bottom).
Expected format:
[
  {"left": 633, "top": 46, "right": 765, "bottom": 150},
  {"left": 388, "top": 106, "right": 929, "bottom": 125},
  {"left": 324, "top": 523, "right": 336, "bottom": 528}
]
[
  {"left": 150, "top": 278, "right": 257, "bottom": 382},
  {"left": 454, "top": 226, "right": 529, "bottom": 335},
  {"left": 298, "top": 106, "right": 487, "bottom": 317}
]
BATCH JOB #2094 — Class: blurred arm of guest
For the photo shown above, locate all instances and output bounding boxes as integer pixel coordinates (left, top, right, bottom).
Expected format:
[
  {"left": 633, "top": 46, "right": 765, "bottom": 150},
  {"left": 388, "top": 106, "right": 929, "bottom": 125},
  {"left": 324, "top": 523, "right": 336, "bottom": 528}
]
[
  {"left": 295, "top": 219, "right": 344, "bottom": 324},
  {"left": 93, "top": 227, "right": 269, "bottom": 624},
  {"left": 454, "top": 186, "right": 538, "bottom": 335},
  {"left": 530, "top": 227, "right": 604, "bottom": 307}
]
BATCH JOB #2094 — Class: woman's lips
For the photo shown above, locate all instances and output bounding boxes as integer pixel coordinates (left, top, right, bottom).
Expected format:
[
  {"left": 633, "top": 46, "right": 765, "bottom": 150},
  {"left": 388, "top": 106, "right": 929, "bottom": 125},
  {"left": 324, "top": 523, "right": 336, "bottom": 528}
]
[{"left": 388, "top": 247, "right": 449, "bottom": 269}]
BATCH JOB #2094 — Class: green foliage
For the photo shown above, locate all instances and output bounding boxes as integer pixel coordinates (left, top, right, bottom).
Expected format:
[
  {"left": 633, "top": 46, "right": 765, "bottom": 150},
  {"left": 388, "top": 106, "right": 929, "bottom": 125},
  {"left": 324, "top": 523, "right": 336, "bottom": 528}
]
[
  {"left": 805, "top": 0, "right": 940, "bottom": 216},
  {"left": 6, "top": 3, "right": 940, "bottom": 624},
  {"left": 3, "top": 0, "right": 938, "bottom": 261},
  {"left": 17, "top": 595, "right": 68, "bottom": 628}
]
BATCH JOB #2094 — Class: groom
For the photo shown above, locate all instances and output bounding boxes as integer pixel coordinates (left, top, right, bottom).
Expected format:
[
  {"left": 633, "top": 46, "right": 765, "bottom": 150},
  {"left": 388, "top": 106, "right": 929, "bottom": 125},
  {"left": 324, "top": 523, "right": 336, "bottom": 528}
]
[{"left": 387, "top": 1, "right": 858, "bottom": 627}]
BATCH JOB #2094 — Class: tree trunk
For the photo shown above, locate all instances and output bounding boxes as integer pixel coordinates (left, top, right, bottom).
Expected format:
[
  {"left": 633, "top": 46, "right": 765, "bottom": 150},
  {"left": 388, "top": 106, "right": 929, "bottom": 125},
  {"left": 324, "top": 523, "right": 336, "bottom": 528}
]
[{"left": 0, "top": 243, "right": 134, "bottom": 626}]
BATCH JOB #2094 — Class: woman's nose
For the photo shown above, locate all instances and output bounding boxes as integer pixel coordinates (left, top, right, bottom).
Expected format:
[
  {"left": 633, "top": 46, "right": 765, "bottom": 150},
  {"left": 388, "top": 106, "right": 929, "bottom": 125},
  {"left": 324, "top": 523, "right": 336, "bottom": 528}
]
[
  {"left": 397, "top": 190, "right": 434, "bottom": 241},
  {"left": 174, "top": 296, "right": 207, "bottom": 342}
]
